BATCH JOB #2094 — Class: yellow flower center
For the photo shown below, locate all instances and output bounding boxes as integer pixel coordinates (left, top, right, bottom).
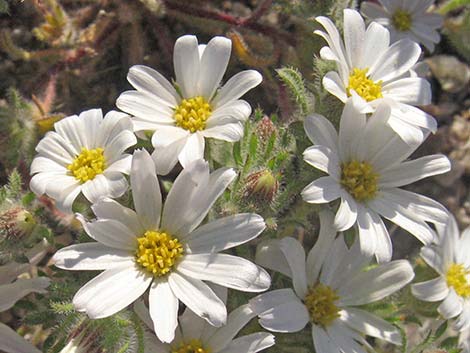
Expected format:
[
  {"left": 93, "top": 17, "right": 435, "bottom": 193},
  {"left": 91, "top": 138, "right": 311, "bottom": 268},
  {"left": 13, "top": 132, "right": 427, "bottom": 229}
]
[
  {"left": 392, "top": 9, "right": 413, "bottom": 32},
  {"left": 304, "top": 284, "right": 340, "bottom": 327},
  {"left": 446, "top": 263, "right": 470, "bottom": 298},
  {"left": 347, "top": 68, "right": 383, "bottom": 102},
  {"left": 341, "top": 160, "right": 379, "bottom": 202},
  {"left": 173, "top": 96, "right": 212, "bottom": 132},
  {"left": 135, "top": 230, "right": 184, "bottom": 277},
  {"left": 67, "top": 147, "right": 106, "bottom": 183},
  {"left": 171, "top": 339, "right": 211, "bottom": 353}
]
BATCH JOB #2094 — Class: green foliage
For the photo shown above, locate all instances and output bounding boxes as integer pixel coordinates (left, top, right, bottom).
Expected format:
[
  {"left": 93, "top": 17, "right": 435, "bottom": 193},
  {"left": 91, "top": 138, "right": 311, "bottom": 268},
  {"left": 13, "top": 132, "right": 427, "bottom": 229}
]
[
  {"left": 439, "top": 0, "right": 470, "bottom": 14},
  {"left": 276, "top": 67, "right": 314, "bottom": 118},
  {"left": 445, "top": 9, "right": 470, "bottom": 61},
  {"left": 0, "top": 0, "right": 9, "bottom": 14}
]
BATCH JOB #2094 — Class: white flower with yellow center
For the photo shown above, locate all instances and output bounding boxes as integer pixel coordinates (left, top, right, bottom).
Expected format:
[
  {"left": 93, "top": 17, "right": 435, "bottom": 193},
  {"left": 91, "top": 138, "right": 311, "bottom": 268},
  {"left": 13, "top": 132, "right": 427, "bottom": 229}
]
[
  {"left": 29, "top": 109, "right": 137, "bottom": 213},
  {"left": 0, "top": 264, "right": 50, "bottom": 353},
  {"left": 251, "top": 210, "right": 414, "bottom": 353},
  {"left": 361, "top": 0, "right": 443, "bottom": 52},
  {"left": 301, "top": 101, "right": 450, "bottom": 262},
  {"left": 52, "top": 150, "right": 270, "bottom": 343},
  {"left": 412, "top": 215, "right": 470, "bottom": 333},
  {"left": 134, "top": 288, "right": 275, "bottom": 353},
  {"left": 116, "top": 35, "right": 262, "bottom": 175},
  {"left": 316, "top": 9, "right": 436, "bottom": 144}
]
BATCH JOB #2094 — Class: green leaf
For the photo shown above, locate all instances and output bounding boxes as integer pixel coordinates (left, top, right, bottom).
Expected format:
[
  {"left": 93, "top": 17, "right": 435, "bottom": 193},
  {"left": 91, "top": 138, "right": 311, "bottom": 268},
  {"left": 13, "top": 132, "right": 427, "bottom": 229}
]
[
  {"left": 276, "top": 67, "right": 310, "bottom": 116},
  {"left": 249, "top": 133, "right": 258, "bottom": 159},
  {"left": 264, "top": 132, "right": 276, "bottom": 160},
  {"left": 233, "top": 141, "right": 243, "bottom": 167},
  {"left": 435, "top": 320, "right": 448, "bottom": 339},
  {"left": 22, "top": 192, "right": 36, "bottom": 206}
]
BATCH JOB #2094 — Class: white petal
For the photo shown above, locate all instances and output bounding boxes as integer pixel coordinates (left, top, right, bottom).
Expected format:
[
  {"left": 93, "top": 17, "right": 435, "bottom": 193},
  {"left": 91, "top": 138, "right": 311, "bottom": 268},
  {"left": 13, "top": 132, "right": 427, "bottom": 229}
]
[
  {"left": 149, "top": 280, "right": 179, "bottom": 343},
  {"left": 304, "top": 113, "right": 338, "bottom": 151},
  {"left": 52, "top": 243, "right": 134, "bottom": 270},
  {"left": 80, "top": 109, "right": 103, "bottom": 148},
  {"left": 50, "top": 182, "right": 82, "bottom": 214},
  {"left": 301, "top": 176, "right": 341, "bottom": 204},
  {"left": 168, "top": 272, "right": 226, "bottom": 327},
  {"left": 378, "top": 189, "right": 449, "bottom": 226},
  {"left": 383, "top": 77, "right": 431, "bottom": 105},
  {"left": 380, "top": 155, "right": 450, "bottom": 188},
  {"left": 420, "top": 245, "right": 444, "bottom": 275},
  {"left": 164, "top": 163, "right": 236, "bottom": 236},
  {"left": 306, "top": 210, "right": 337, "bottom": 286},
  {"left": 178, "top": 133, "right": 205, "bottom": 168},
  {"left": 199, "top": 36, "right": 232, "bottom": 100},
  {"left": 454, "top": 302, "right": 470, "bottom": 332},
  {"left": 323, "top": 71, "right": 348, "bottom": 102},
  {"left": 0, "top": 278, "right": 50, "bottom": 312},
  {"left": 207, "top": 304, "right": 257, "bottom": 352},
  {"left": 369, "top": 195, "right": 436, "bottom": 245},
  {"left": 326, "top": 320, "right": 366, "bottom": 353},
  {"left": 338, "top": 260, "right": 414, "bottom": 306},
  {"left": 152, "top": 126, "right": 189, "bottom": 148},
  {"left": 201, "top": 122, "right": 244, "bottom": 142},
  {"left": 356, "top": 207, "right": 391, "bottom": 263},
  {"left": 0, "top": 322, "right": 42, "bottom": 353},
  {"left": 338, "top": 99, "right": 366, "bottom": 162},
  {"left": 30, "top": 156, "right": 66, "bottom": 174},
  {"left": 360, "top": 22, "right": 390, "bottom": 69},
  {"left": 185, "top": 214, "right": 265, "bottom": 253},
  {"left": 29, "top": 172, "right": 62, "bottom": 196},
  {"left": 220, "top": 333, "right": 275, "bottom": 353},
  {"left": 278, "top": 237, "right": 308, "bottom": 298},
  {"left": 152, "top": 134, "right": 188, "bottom": 176},
  {"left": 438, "top": 288, "right": 464, "bottom": 319},
  {"left": 369, "top": 39, "right": 421, "bottom": 82},
  {"left": 104, "top": 130, "right": 137, "bottom": 164},
  {"left": 176, "top": 254, "right": 270, "bottom": 292},
  {"left": 212, "top": 70, "right": 262, "bottom": 108},
  {"left": 162, "top": 159, "right": 210, "bottom": 235},
  {"left": 411, "top": 277, "right": 449, "bottom": 302},
  {"left": 249, "top": 288, "right": 300, "bottom": 314},
  {"left": 303, "top": 145, "right": 340, "bottom": 177},
  {"left": 174, "top": 35, "right": 200, "bottom": 98},
  {"left": 73, "top": 265, "right": 151, "bottom": 318},
  {"left": 91, "top": 198, "right": 143, "bottom": 235},
  {"left": 343, "top": 9, "right": 365, "bottom": 67},
  {"left": 36, "top": 132, "right": 75, "bottom": 165},
  {"left": 81, "top": 218, "right": 137, "bottom": 251},
  {"left": 116, "top": 91, "right": 174, "bottom": 128},
  {"left": 312, "top": 325, "right": 342, "bottom": 353},
  {"left": 334, "top": 193, "right": 358, "bottom": 231},
  {"left": 131, "top": 149, "right": 162, "bottom": 230},
  {"left": 82, "top": 174, "right": 128, "bottom": 204},
  {"left": 341, "top": 308, "right": 401, "bottom": 345},
  {"left": 96, "top": 111, "right": 133, "bottom": 147},
  {"left": 255, "top": 241, "right": 292, "bottom": 279},
  {"left": 206, "top": 100, "right": 252, "bottom": 127},
  {"left": 258, "top": 300, "right": 309, "bottom": 333},
  {"left": 53, "top": 114, "right": 86, "bottom": 154},
  {"left": 127, "top": 65, "right": 179, "bottom": 106},
  {"left": 106, "top": 154, "right": 133, "bottom": 174}
]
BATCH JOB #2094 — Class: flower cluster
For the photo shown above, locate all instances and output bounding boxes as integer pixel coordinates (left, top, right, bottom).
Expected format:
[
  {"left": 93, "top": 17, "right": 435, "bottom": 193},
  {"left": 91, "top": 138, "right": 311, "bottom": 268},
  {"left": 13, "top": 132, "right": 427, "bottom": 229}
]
[{"left": 4, "top": 1, "right": 468, "bottom": 352}]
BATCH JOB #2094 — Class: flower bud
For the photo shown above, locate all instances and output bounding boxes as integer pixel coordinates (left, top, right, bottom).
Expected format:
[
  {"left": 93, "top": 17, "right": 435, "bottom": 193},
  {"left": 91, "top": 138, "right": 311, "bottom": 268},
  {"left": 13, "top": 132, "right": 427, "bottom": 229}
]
[{"left": 244, "top": 169, "right": 279, "bottom": 203}]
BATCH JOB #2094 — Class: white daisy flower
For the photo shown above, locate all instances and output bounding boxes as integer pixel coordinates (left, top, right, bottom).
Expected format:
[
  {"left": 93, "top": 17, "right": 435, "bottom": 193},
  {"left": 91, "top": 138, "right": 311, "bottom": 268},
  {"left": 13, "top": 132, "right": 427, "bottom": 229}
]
[
  {"left": 134, "top": 288, "right": 275, "bottom": 353},
  {"left": 315, "top": 9, "right": 436, "bottom": 144},
  {"left": 361, "top": 0, "right": 443, "bottom": 52},
  {"left": 301, "top": 101, "right": 450, "bottom": 262},
  {"left": 0, "top": 267, "right": 50, "bottom": 353},
  {"left": 412, "top": 215, "right": 470, "bottom": 332},
  {"left": 116, "top": 35, "right": 262, "bottom": 175},
  {"left": 251, "top": 210, "right": 414, "bottom": 353},
  {"left": 52, "top": 149, "right": 270, "bottom": 343},
  {"left": 30, "top": 109, "right": 137, "bottom": 213}
]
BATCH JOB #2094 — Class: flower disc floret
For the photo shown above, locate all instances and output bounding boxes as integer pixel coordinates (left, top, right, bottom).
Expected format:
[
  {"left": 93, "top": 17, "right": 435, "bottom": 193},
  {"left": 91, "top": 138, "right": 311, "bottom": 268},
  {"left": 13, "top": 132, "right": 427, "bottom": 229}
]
[
  {"left": 171, "top": 339, "right": 210, "bottom": 353},
  {"left": 67, "top": 147, "right": 106, "bottom": 183},
  {"left": 341, "top": 160, "right": 379, "bottom": 202},
  {"left": 304, "top": 284, "right": 340, "bottom": 327},
  {"left": 174, "top": 96, "right": 212, "bottom": 132},
  {"left": 347, "top": 68, "right": 383, "bottom": 102},
  {"left": 446, "top": 263, "right": 470, "bottom": 298},
  {"left": 392, "top": 9, "right": 413, "bottom": 32},
  {"left": 135, "top": 230, "right": 183, "bottom": 277}
]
